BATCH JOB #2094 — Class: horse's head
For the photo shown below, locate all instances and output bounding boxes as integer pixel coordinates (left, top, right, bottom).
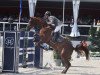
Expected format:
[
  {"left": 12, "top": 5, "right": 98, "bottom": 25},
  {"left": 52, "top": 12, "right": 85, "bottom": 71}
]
[{"left": 27, "top": 17, "right": 47, "bottom": 31}]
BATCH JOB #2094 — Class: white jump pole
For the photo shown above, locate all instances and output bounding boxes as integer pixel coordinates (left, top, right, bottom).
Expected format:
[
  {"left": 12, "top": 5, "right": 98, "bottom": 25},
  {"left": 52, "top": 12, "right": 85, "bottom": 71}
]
[
  {"left": 63, "top": 0, "right": 65, "bottom": 23},
  {"left": 18, "top": 0, "right": 22, "bottom": 31},
  {"left": 28, "top": 0, "right": 44, "bottom": 68},
  {"left": 70, "top": 0, "right": 80, "bottom": 37},
  {"left": 61, "top": 0, "right": 65, "bottom": 34}
]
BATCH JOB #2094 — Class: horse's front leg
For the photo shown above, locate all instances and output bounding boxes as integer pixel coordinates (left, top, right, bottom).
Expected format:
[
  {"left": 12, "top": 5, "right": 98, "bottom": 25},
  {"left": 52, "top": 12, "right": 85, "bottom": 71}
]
[
  {"left": 35, "top": 40, "right": 43, "bottom": 47},
  {"left": 35, "top": 40, "right": 47, "bottom": 50}
]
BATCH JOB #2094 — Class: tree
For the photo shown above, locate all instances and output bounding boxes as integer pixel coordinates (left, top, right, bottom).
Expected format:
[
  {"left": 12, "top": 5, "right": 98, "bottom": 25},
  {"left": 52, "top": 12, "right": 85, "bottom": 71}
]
[{"left": 88, "top": 25, "right": 100, "bottom": 52}]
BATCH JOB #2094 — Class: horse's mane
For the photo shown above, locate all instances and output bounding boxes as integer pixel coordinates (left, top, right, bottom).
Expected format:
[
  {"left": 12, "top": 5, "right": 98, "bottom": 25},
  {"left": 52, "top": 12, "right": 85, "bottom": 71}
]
[
  {"left": 29, "top": 16, "right": 55, "bottom": 31},
  {"left": 31, "top": 17, "right": 48, "bottom": 27}
]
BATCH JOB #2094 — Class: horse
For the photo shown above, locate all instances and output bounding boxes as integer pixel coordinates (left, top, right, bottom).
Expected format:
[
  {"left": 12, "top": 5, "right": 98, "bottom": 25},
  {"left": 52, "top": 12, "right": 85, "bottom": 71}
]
[
  {"left": 75, "top": 41, "right": 89, "bottom": 60},
  {"left": 27, "top": 17, "right": 89, "bottom": 74}
]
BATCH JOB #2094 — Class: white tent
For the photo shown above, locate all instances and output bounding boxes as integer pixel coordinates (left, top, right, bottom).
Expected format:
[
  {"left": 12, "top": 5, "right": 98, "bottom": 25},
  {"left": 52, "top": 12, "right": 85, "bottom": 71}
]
[
  {"left": 70, "top": 0, "right": 80, "bottom": 37},
  {"left": 28, "top": 0, "right": 37, "bottom": 17}
]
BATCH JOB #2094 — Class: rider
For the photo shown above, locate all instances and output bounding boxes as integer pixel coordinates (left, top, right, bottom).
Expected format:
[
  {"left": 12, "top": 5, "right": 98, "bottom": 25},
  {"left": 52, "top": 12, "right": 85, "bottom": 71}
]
[{"left": 43, "top": 11, "right": 62, "bottom": 42}]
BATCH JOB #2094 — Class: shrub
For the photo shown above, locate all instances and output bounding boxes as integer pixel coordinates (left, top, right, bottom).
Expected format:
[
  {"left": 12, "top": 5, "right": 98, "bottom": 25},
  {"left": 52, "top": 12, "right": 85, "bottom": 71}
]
[{"left": 53, "top": 51, "right": 61, "bottom": 59}]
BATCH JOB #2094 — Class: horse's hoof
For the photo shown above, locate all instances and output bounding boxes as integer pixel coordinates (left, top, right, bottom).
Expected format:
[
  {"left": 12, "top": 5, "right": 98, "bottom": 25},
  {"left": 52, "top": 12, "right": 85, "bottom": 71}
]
[{"left": 61, "top": 71, "right": 66, "bottom": 74}]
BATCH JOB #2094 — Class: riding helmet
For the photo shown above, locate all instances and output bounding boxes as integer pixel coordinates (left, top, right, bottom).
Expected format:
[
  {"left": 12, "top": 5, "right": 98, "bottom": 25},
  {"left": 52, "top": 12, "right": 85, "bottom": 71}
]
[{"left": 45, "top": 11, "right": 51, "bottom": 16}]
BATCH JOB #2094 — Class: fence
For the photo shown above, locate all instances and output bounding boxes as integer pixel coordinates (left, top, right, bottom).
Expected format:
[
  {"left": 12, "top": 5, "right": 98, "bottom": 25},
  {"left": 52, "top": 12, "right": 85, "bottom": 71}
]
[
  {"left": 0, "top": 21, "right": 44, "bottom": 71},
  {"left": 0, "top": 21, "right": 100, "bottom": 35}
]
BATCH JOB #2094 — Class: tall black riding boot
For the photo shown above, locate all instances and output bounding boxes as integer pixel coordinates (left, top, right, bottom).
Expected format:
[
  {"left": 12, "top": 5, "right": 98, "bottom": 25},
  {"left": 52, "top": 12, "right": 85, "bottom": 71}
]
[{"left": 52, "top": 32, "right": 59, "bottom": 42}]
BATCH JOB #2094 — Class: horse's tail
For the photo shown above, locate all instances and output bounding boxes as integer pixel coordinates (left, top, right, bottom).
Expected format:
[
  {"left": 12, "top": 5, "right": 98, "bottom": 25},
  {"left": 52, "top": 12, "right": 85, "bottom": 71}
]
[
  {"left": 74, "top": 45, "right": 79, "bottom": 53},
  {"left": 74, "top": 45, "right": 90, "bottom": 60},
  {"left": 84, "top": 48, "right": 90, "bottom": 60}
]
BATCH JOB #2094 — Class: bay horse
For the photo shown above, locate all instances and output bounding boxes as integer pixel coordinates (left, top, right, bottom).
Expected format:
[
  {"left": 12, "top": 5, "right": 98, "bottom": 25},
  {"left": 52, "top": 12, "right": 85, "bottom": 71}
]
[{"left": 27, "top": 17, "right": 89, "bottom": 74}]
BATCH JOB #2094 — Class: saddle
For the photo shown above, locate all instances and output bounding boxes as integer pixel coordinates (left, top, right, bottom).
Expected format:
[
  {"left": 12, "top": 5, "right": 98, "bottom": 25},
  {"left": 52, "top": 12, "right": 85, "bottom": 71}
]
[
  {"left": 52, "top": 32, "right": 63, "bottom": 42},
  {"left": 57, "top": 35, "right": 64, "bottom": 42}
]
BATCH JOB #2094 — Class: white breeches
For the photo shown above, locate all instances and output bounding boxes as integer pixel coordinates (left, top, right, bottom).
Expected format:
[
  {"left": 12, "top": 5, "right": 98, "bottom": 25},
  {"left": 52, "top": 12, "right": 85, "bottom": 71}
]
[{"left": 54, "top": 25, "right": 62, "bottom": 32}]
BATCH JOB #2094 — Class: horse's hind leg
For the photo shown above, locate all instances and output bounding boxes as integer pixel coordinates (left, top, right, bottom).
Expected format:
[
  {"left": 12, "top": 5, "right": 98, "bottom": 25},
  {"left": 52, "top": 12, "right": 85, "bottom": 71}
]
[
  {"left": 61, "top": 59, "right": 71, "bottom": 74},
  {"left": 60, "top": 50, "right": 71, "bottom": 74},
  {"left": 76, "top": 50, "right": 81, "bottom": 58},
  {"left": 84, "top": 48, "right": 89, "bottom": 60}
]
